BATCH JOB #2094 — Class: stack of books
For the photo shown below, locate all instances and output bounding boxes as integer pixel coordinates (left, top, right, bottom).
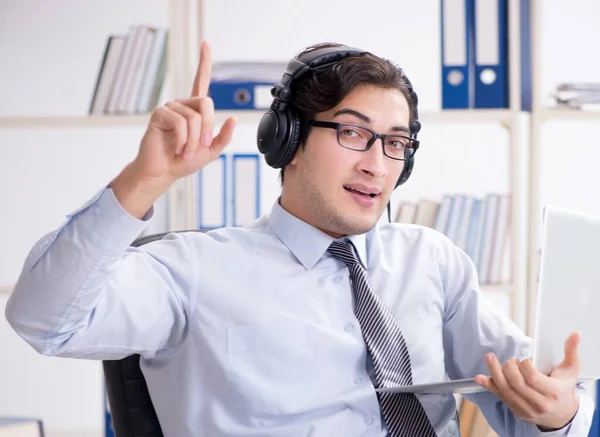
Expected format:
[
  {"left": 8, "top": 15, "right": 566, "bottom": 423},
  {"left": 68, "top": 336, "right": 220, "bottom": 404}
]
[
  {"left": 89, "top": 24, "right": 169, "bottom": 115},
  {"left": 394, "top": 193, "right": 511, "bottom": 285},
  {"left": 552, "top": 82, "right": 600, "bottom": 110}
]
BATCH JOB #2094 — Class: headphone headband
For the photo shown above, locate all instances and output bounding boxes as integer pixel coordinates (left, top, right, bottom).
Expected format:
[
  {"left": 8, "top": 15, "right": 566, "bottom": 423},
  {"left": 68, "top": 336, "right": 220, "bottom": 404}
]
[{"left": 271, "top": 47, "right": 367, "bottom": 110}]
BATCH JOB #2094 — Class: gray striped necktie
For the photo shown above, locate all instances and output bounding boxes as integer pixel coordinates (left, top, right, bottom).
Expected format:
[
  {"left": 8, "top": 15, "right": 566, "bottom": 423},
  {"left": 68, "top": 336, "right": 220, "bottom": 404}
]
[{"left": 328, "top": 240, "right": 437, "bottom": 437}]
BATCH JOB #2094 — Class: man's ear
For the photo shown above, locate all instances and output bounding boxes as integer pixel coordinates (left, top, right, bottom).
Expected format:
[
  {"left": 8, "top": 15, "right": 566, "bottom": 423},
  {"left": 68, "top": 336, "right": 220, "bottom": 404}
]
[
  {"left": 289, "top": 142, "right": 304, "bottom": 166},
  {"left": 290, "top": 123, "right": 311, "bottom": 167}
]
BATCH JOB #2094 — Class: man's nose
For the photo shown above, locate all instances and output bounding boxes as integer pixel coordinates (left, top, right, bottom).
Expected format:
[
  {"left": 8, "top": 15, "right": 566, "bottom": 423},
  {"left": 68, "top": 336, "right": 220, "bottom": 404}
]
[{"left": 359, "top": 138, "right": 387, "bottom": 178}]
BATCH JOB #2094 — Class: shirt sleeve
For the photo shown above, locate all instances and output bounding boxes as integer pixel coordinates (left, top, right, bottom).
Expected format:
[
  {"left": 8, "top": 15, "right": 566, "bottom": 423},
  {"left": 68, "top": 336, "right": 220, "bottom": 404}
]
[
  {"left": 5, "top": 187, "right": 199, "bottom": 360},
  {"left": 439, "top": 238, "right": 595, "bottom": 437}
]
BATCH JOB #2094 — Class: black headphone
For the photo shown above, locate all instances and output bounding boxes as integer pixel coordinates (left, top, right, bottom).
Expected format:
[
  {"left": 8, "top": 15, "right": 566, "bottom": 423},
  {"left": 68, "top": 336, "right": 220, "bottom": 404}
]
[{"left": 256, "top": 45, "right": 421, "bottom": 188}]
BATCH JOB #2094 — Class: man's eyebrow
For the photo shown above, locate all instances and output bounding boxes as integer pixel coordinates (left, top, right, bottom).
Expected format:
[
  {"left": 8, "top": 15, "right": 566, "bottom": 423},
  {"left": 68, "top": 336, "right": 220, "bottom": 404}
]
[
  {"left": 390, "top": 125, "right": 410, "bottom": 134},
  {"left": 333, "top": 108, "right": 410, "bottom": 134},
  {"left": 333, "top": 108, "right": 371, "bottom": 124}
]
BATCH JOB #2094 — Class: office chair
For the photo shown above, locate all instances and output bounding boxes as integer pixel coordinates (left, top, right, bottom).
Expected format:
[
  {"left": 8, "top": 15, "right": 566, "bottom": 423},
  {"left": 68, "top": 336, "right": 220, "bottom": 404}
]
[
  {"left": 102, "top": 231, "right": 463, "bottom": 437},
  {"left": 103, "top": 230, "right": 202, "bottom": 437}
]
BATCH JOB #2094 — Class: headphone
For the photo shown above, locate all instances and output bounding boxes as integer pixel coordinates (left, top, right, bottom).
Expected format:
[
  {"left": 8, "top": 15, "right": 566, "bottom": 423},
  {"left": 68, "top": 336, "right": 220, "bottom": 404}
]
[{"left": 256, "top": 45, "right": 421, "bottom": 188}]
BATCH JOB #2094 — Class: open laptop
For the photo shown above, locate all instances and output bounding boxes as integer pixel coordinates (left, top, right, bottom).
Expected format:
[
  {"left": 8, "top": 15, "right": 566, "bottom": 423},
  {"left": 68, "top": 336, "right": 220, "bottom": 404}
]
[{"left": 377, "top": 204, "right": 600, "bottom": 395}]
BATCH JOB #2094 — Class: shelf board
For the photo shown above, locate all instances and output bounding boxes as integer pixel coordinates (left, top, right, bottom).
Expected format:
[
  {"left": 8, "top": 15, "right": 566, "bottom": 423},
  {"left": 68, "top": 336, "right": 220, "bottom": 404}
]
[
  {"left": 539, "top": 108, "right": 600, "bottom": 122},
  {"left": 420, "top": 109, "right": 514, "bottom": 124},
  {"left": 214, "top": 110, "right": 264, "bottom": 124},
  {"left": 0, "top": 112, "right": 262, "bottom": 128},
  {"left": 216, "top": 108, "right": 516, "bottom": 125},
  {"left": 0, "top": 109, "right": 517, "bottom": 129},
  {"left": 0, "top": 114, "right": 151, "bottom": 128}
]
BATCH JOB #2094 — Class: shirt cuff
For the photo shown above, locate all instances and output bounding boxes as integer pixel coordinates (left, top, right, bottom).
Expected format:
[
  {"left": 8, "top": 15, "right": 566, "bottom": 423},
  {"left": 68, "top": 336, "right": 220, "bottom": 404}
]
[
  {"left": 537, "top": 422, "right": 572, "bottom": 436},
  {"left": 73, "top": 187, "right": 154, "bottom": 255}
]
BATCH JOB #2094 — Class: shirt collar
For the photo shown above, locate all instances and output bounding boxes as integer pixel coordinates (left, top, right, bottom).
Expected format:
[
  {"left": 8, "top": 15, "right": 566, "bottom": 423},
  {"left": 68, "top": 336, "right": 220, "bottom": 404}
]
[{"left": 268, "top": 199, "right": 370, "bottom": 270}]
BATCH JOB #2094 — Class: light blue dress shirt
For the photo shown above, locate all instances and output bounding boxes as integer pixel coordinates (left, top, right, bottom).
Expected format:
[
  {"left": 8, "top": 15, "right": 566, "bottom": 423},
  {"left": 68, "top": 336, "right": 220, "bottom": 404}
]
[{"left": 5, "top": 187, "right": 594, "bottom": 437}]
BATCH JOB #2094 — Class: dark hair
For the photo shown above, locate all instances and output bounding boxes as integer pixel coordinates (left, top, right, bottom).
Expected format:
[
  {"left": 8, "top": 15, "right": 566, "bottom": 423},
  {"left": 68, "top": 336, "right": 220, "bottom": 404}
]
[{"left": 279, "top": 42, "right": 418, "bottom": 184}]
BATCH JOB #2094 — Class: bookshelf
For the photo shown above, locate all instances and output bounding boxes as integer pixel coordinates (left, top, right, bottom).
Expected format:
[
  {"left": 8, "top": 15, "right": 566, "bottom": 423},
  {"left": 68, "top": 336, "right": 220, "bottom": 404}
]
[
  {"left": 177, "top": 0, "right": 530, "bottom": 332},
  {"left": 0, "top": 0, "right": 531, "bottom": 333},
  {"left": 0, "top": 0, "right": 529, "bottom": 328}
]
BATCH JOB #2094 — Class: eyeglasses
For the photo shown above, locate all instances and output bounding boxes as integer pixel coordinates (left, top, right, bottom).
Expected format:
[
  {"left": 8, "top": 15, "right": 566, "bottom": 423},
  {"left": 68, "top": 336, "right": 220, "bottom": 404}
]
[{"left": 308, "top": 120, "right": 419, "bottom": 161}]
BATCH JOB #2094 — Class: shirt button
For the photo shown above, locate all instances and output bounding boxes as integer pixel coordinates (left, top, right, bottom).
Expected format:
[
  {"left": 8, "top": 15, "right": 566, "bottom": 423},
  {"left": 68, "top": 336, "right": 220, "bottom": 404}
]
[
  {"left": 344, "top": 323, "right": 354, "bottom": 332},
  {"left": 332, "top": 275, "right": 342, "bottom": 283},
  {"left": 364, "top": 417, "right": 373, "bottom": 425},
  {"left": 353, "top": 377, "right": 363, "bottom": 384}
]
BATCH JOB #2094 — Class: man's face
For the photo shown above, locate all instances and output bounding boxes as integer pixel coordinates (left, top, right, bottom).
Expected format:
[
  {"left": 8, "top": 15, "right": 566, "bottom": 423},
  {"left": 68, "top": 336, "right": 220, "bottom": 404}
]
[{"left": 284, "top": 83, "right": 411, "bottom": 237}]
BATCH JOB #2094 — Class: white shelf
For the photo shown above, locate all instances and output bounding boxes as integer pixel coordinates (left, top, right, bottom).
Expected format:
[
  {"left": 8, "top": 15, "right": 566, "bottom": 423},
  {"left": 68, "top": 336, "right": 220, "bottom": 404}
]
[
  {"left": 0, "top": 109, "right": 518, "bottom": 129},
  {"left": 215, "top": 109, "right": 516, "bottom": 126},
  {"left": 539, "top": 107, "right": 600, "bottom": 122},
  {"left": 0, "top": 112, "right": 257, "bottom": 128},
  {"left": 214, "top": 110, "right": 263, "bottom": 124},
  {"left": 420, "top": 109, "right": 514, "bottom": 124},
  {"left": 0, "top": 115, "right": 151, "bottom": 128}
]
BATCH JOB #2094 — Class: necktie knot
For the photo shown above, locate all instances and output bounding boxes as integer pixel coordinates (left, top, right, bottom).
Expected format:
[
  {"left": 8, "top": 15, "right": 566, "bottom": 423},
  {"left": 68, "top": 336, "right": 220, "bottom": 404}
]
[{"left": 327, "top": 240, "right": 360, "bottom": 268}]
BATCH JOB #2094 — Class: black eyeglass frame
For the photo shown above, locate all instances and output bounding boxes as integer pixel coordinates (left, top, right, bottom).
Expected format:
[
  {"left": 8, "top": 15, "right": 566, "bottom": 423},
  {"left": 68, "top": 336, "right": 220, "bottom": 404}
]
[{"left": 307, "top": 120, "right": 420, "bottom": 161}]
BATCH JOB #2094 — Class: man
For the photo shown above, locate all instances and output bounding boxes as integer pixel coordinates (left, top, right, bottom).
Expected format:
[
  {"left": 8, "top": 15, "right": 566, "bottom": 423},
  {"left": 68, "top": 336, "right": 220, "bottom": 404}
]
[{"left": 5, "top": 41, "right": 594, "bottom": 436}]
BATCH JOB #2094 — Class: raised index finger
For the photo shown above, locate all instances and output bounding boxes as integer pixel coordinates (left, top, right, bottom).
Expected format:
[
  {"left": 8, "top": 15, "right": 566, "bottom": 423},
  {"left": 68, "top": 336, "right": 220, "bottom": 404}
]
[{"left": 191, "top": 40, "right": 212, "bottom": 97}]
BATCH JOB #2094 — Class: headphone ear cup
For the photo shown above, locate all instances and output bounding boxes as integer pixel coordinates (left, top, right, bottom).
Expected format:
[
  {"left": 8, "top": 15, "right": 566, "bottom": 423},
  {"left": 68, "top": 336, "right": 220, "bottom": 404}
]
[
  {"left": 256, "top": 107, "right": 301, "bottom": 169},
  {"left": 396, "top": 156, "right": 414, "bottom": 187},
  {"left": 257, "top": 109, "right": 287, "bottom": 168}
]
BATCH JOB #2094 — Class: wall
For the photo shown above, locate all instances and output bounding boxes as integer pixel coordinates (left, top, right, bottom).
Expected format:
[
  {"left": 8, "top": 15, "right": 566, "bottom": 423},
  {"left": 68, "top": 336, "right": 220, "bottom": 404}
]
[{"left": 0, "top": 0, "right": 598, "bottom": 435}]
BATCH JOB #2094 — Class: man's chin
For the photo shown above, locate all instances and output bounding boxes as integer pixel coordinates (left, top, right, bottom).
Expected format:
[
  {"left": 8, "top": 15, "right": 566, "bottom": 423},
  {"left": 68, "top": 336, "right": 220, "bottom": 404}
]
[
  {"left": 338, "top": 215, "right": 380, "bottom": 236},
  {"left": 326, "top": 197, "right": 387, "bottom": 235}
]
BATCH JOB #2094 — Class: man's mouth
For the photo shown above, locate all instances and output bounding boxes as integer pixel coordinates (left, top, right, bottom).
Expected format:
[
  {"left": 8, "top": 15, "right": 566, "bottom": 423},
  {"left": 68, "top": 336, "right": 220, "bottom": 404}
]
[{"left": 343, "top": 185, "right": 381, "bottom": 198}]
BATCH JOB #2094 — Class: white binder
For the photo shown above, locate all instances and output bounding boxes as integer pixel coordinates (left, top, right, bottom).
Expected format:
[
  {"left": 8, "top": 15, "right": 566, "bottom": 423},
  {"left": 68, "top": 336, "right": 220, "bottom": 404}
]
[
  {"left": 197, "top": 154, "right": 227, "bottom": 230},
  {"left": 232, "top": 154, "right": 260, "bottom": 227}
]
